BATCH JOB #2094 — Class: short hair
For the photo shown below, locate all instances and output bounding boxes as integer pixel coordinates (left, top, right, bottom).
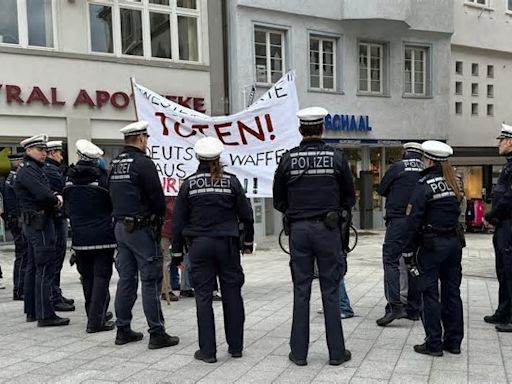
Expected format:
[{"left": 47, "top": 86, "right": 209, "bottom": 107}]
[
  {"left": 299, "top": 123, "right": 323, "bottom": 137},
  {"left": 124, "top": 135, "right": 140, "bottom": 145}
]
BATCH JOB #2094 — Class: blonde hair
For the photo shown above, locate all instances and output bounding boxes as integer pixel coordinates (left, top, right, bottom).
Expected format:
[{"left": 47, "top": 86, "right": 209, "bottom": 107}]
[
  {"left": 441, "top": 161, "right": 461, "bottom": 201},
  {"left": 209, "top": 158, "right": 223, "bottom": 182}
]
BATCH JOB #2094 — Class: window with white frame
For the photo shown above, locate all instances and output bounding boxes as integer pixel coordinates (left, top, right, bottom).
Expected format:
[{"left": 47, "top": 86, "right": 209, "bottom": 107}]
[
  {"left": 465, "top": 0, "right": 489, "bottom": 6},
  {"left": 0, "top": 0, "right": 56, "bottom": 48},
  {"left": 309, "top": 36, "right": 336, "bottom": 91},
  {"left": 404, "top": 46, "right": 427, "bottom": 96},
  {"left": 509, "top": 0, "right": 512, "bottom": 11},
  {"left": 358, "top": 42, "right": 384, "bottom": 94},
  {"left": 254, "top": 27, "right": 284, "bottom": 84},
  {"left": 88, "top": 0, "right": 200, "bottom": 62}
]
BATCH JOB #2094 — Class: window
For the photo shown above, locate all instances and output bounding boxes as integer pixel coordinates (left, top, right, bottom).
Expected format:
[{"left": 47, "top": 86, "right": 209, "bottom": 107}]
[
  {"left": 455, "top": 81, "right": 463, "bottom": 95},
  {"left": 472, "top": 63, "right": 479, "bottom": 76},
  {"left": 465, "top": 0, "right": 489, "bottom": 5},
  {"left": 0, "top": 0, "right": 56, "bottom": 48},
  {"left": 455, "top": 102, "right": 463, "bottom": 115},
  {"left": 471, "top": 83, "right": 479, "bottom": 96},
  {"left": 359, "top": 42, "right": 384, "bottom": 94},
  {"left": 455, "top": 61, "right": 463, "bottom": 75},
  {"left": 472, "top": 103, "right": 478, "bottom": 115},
  {"left": 88, "top": 0, "right": 201, "bottom": 62},
  {"left": 509, "top": 0, "right": 512, "bottom": 11},
  {"left": 487, "top": 65, "right": 494, "bottom": 78},
  {"left": 487, "top": 84, "right": 494, "bottom": 97},
  {"left": 487, "top": 104, "right": 494, "bottom": 116},
  {"left": 404, "top": 46, "right": 427, "bottom": 96},
  {"left": 254, "top": 28, "right": 284, "bottom": 84},
  {"left": 309, "top": 36, "right": 336, "bottom": 90}
]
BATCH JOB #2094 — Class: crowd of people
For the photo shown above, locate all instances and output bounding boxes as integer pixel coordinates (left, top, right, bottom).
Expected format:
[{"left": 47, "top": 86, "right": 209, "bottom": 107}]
[{"left": 0, "top": 106, "right": 511, "bottom": 365}]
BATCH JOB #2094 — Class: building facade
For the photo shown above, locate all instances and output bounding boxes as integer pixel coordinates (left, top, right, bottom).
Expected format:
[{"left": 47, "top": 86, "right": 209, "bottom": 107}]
[
  {"left": 226, "top": 0, "right": 454, "bottom": 236},
  {"left": 0, "top": 0, "right": 226, "bottom": 170}
]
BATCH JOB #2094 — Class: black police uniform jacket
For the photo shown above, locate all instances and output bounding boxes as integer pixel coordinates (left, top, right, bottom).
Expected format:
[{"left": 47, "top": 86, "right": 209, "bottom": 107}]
[
  {"left": 377, "top": 151, "right": 425, "bottom": 219},
  {"left": 2, "top": 170, "right": 20, "bottom": 226},
  {"left": 14, "top": 155, "right": 59, "bottom": 213},
  {"left": 64, "top": 161, "right": 116, "bottom": 250},
  {"left": 272, "top": 139, "right": 355, "bottom": 219},
  {"left": 403, "top": 163, "right": 460, "bottom": 255},
  {"left": 171, "top": 162, "right": 255, "bottom": 255},
  {"left": 109, "top": 146, "right": 166, "bottom": 220},
  {"left": 485, "top": 156, "right": 512, "bottom": 225},
  {"left": 43, "top": 157, "right": 66, "bottom": 217}
]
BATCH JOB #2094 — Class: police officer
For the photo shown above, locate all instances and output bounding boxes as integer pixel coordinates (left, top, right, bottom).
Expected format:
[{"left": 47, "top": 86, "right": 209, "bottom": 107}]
[
  {"left": 109, "top": 121, "right": 179, "bottom": 349},
  {"left": 376, "top": 142, "right": 424, "bottom": 326},
  {"left": 483, "top": 123, "right": 512, "bottom": 332},
  {"left": 44, "top": 140, "right": 75, "bottom": 312},
  {"left": 14, "top": 134, "right": 70, "bottom": 327},
  {"left": 402, "top": 140, "right": 464, "bottom": 356},
  {"left": 3, "top": 153, "right": 28, "bottom": 301},
  {"left": 172, "top": 137, "right": 254, "bottom": 363},
  {"left": 64, "top": 140, "right": 116, "bottom": 333},
  {"left": 273, "top": 107, "right": 355, "bottom": 366}
]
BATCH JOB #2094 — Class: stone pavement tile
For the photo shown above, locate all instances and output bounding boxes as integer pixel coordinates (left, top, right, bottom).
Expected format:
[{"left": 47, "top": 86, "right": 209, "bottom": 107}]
[
  {"left": 93, "top": 361, "right": 149, "bottom": 381},
  {"left": 4, "top": 373, "right": 53, "bottom": 384},
  {"left": 59, "top": 340, "right": 101, "bottom": 353},
  {"left": 272, "top": 366, "right": 322, "bottom": 384},
  {"left": 122, "top": 369, "right": 170, "bottom": 383},
  {"left": 429, "top": 369, "right": 467, "bottom": 384},
  {"left": 197, "top": 363, "right": 256, "bottom": 384},
  {"left": 234, "top": 366, "right": 286, "bottom": 383},
  {"left": 0, "top": 361, "right": 46, "bottom": 379},
  {"left": 468, "top": 363, "right": 507, "bottom": 383},
  {"left": 31, "top": 350, "right": 70, "bottom": 364},
  {"left": 311, "top": 366, "right": 357, "bottom": 383},
  {"left": 80, "top": 356, "right": 127, "bottom": 371},
  {"left": 82, "top": 381, "right": 119, "bottom": 384},
  {"left": 149, "top": 353, "right": 195, "bottom": 372},
  {"left": 467, "top": 327, "right": 499, "bottom": 341},
  {"left": 72, "top": 346, "right": 120, "bottom": 360},
  {"left": 349, "top": 377, "right": 388, "bottom": 384},
  {"left": 373, "top": 334, "right": 407, "bottom": 350},
  {"left": 389, "top": 373, "right": 428, "bottom": 384},
  {"left": 30, "top": 358, "right": 90, "bottom": 376},
  {"left": 431, "top": 354, "right": 468, "bottom": 371},
  {"left": 0, "top": 355, "right": 24, "bottom": 368},
  {"left": 394, "top": 356, "right": 432, "bottom": 376},
  {"left": 353, "top": 360, "right": 395, "bottom": 380},
  {"left": 53, "top": 370, "right": 106, "bottom": 384},
  {"left": 365, "top": 347, "right": 401, "bottom": 364}
]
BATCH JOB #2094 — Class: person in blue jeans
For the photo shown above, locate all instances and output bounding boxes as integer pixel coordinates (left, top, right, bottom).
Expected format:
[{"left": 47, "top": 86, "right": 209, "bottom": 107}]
[{"left": 339, "top": 278, "right": 354, "bottom": 319}]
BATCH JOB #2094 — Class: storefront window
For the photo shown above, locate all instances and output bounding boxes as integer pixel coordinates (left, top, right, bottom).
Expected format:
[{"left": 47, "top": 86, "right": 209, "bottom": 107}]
[
  {"left": 342, "top": 148, "right": 362, "bottom": 211},
  {"left": 370, "top": 147, "right": 383, "bottom": 209},
  {"left": 455, "top": 166, "right": 483, "bottom": 199}
]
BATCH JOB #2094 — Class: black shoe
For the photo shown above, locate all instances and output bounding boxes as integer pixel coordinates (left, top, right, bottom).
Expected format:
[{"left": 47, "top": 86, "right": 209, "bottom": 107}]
[
  {"left": 288, "top": 352, "right": 307, "bottom": 366},
  {"left": 13, "top": 290, "right": 24, "bottom": 301},
  {"left": 443, "top": 344, "right": 461, "bottom": 354},
  {"left": 105, "top": 311, "right": 113, "bottom": 322},
  {"left": 148, "top": 331, "right": 180, "bottom": 350},
  {"left": 496, "top": 323, "right": 512, "bottom": 332},
  {"left": 229, "top": 349, "right": 243, "bottom": 358},
  {"left": 180, "top": 289, "right": 195, "bottom": 298},
  {"left": 407, "top": 312, "right": 421, "bottom": 321},
  {"left": 26, "top": 314, "right": 36, "bottom": 323},
  {"left": 87, "top": 320, "right": 115, "bottom": 333},
  {"left": 194, "top": 350, "right": 217, "bottom": 363},
  {"left": 376, "top": 311, "right": 407, "bottom": 326},
  {"left": 484, "top": 314, "right": 508, "bottom": 325},
  {"left": 329, "top": 349, "right": 352, "bottom": 366},
  {"left": 161, "top": 291, "right": 179, "bottom": 302},
  {"left": 54, "top": 302, "right": 75, "bottom": 312},
  {"left": 37, "top": 315, "right": 70, "bottom": 327},
  {"left": 61, "top": 296, "right": 75, "bottom": 305},
  {"left": 413, "top": 343, "right": 443, "bottom": 357},
  {"left": 115, "top": 327, "right": 144, "bottom": 345}
]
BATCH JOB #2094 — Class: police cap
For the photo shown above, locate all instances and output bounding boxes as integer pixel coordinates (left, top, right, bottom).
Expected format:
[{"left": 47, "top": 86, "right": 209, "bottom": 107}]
[
  {"left": 403, "top": 142, "right": 423, "bottom": 154},
  {"left": 76, "top": 139, "right": 104, "bottom": 160},
  {"left": 20, "top": 134, "right": 48, "bottom": 149},
  {"left": 496, "top": 123, "right": 512, "bottom": 139},
  {"left": 421, "top": 140, "right": 453, "bottom": 162},
  {"left": 296, "top": 107, "right": 328, "bottom": 126},
  {"left": 8, "top": 153, "right": 24, "bottom": 161},
  {"left": 120, "top": 121, "right": 149, "bottom": 137},
  {"left": 46, "top": 140, "right": 63, "bottom": 152},
  {"left": 194, "top": 137, "right": 224, "bottom": 161}
]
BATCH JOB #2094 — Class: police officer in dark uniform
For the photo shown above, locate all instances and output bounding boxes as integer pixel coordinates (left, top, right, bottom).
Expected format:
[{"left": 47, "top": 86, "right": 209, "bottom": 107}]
[
  {"left": 483, "top": 123, "right": 512, "bottom": 332},
  {"left": 172, "top": 137, "right": 254, "bottom": 363},
  {"left": 14, "top": 134, "right": 70, "bottom": 327},
  {"left": 376, "top": 142, "right": 424, "bottom": 326},
  {"left": 3, "top": 152, "right": 28, "bottom": 301},
  {"left": 109, "top": 121, "right": 179, "bottom": 349},
  {"left": 64, "top": 139, "right": 116, "bottom": 333},
  {"left": 402, "top": 140, "right": 464, "bottom": 356},
  {"left": 43, "top": 140, "right": 75, "bottom": 312},
  {"left": 273, "top": 107, "right": 355, "bottom": 366}
]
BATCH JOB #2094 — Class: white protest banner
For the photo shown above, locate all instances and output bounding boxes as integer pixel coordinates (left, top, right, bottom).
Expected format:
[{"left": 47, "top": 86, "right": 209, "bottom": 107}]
[{"left": 133, "top": 71, "right": 301, "bottom": 197}]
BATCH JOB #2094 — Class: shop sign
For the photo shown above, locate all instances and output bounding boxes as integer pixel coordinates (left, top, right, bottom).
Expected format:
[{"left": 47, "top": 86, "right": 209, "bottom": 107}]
[
  {"left": 324, "top": 113, "right": 372, "bottom": 132},
  {"left": 0, "top": 84, "right": 206, "bottom": 112}
]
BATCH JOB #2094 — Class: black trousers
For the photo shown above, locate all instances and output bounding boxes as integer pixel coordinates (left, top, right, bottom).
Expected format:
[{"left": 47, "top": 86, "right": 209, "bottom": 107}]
[
  {"left": 52, "top": 218, "right": 68, "bottom": 304},
  {"left": 11, "top": 226, "right": 28, "bottom": 296},
  {"left": 417, "top": 236, "right": 463, "bottom": 351},
  {"left": 76, "top": 248, "right": 114, "bottom": 329},
  {"left": 492, "top": 220, "right": 512, "bottom": 322},
  {"left": 188, "top": 236, "right": 245, "bottom": 357},
  {"left": 289, "top": 220, "right": 346, "bottom": 361}
]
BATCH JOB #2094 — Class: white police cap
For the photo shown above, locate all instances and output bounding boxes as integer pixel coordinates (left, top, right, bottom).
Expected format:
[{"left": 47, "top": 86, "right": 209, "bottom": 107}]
[
  {"left": 403, "top": 142, "right": 423, "bottom": 154},
  {"left": 297, "top": 107, "right": 328, "bottom": 126},
  {"left": 496, "top": 123, "right": 512, "bottom": 139},
  {"left": 46, "top": 140, "right": 63, "bottom": 151},
  {"left": 76, "top": 139, "right": 104, "bottom": 160},
  {"left": 20, "top": 134, "right": 48, "bottom": 149},
  {"left": 194, "top": 137, "right": 224, "bottom": 161},
  {"left": 421, "top": 140, "right": 453, "bottom": 162},
  {"left": 120, "top": 121, "right": 149, "bottom": 137}
]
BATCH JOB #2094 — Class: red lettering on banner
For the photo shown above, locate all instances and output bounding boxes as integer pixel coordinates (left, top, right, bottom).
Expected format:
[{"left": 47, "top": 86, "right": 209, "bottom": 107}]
[
  {"left": 96, "top": 91, "right": 110, "bottom": 108},
  {"left": 162, "top": 177, "right": 178, "bottom": 193},
  {"left": 265, "top": 114, "right": 276, "bottom": 140},
  {"left": 177, "top": 97, "right": 192, "bottom": 109},
  {"left": 74, "top": 89, "right": 95, "bottom": 107},
  {"left": 26, "top": 86, "right": 50, "bottom": 105},
  {"left": 214, "top": 122, "right": 238, "bottom": 146},
  {"left": 6, "top": 85, "right": 24, "bottom": 104},
  {"left": 51, "top": 88, "right": 65, "bottom": 106},
  {"left": 155, "top": 112, "right": 169, "bottom": 136},
  {"left": 111, "top": 92, "right": 130, "bottom": 109},
  {"left": 191, "top": 124, "right": 209, "bottom": 135},
  {"left": 174, "top": 119, "right": 195, "bottom": 138},
  {"left": 237, "top": 117, "right": 265, "bottom": 145},
  {"left": 193, "top": 98, "right": 206, "bottom": 113}
]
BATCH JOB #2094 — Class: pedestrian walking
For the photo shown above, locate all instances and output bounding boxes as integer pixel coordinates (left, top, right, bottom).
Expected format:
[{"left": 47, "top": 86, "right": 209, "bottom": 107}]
[
  {"left": 273, "top": 107, "right": 355, "bottom": 366},
  {"left": 172, "top": 137, "right": 254, "bottom": 363}
]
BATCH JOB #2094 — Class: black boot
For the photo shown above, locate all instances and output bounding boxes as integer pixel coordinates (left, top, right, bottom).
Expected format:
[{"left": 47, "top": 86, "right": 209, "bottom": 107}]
[
  {"left": 115, "top": 326, "right": 144, "bottom": 345},
  {"left": 413, "top": 343, "right": 443, "bottom": 357},
  {"left": 37, "top": 315, "right": 70, "bottom": 327},
  {"left": 484, "top": 314, "right": 508, "bottom": 325},
  {"left": 87, "top": 320, "right": 116, "bottom": 334},
  {"left": 13, "top": 289, "right": 24, "bottom": 301},
  {"left": 376, "top": 311, "right": 407, "bottom": 326},
  {"left": 194, "top": 350, "right": 217, "bottom": 363},
  {"left": 288, "top": 352, "right": 307, "bottom": 366},
  {"left": 329, "top": 349, "right": 352, "bottom": 366},
  {"left": 148, "top": 330, "right": 179, "bottom": 350},
  {"left": 54, "top": 302, "right": 75, "bottom": 312}
]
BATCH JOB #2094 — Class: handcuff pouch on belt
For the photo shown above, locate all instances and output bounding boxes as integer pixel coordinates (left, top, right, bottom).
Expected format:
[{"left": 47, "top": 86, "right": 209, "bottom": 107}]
[
  {"left": 123, "top": 215, "right": 162, "bottom": 240},
  {"left": 20, "top": 211, "right": 45, "bottom": 230},
  {"left": 282, "top": 215, "right": 290, "bottom": 236}
]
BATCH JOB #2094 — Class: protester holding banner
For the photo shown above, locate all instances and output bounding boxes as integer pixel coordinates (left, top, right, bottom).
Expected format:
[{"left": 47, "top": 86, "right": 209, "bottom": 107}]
[
  {"left": 273, "top": 107, "right": 355, "bottom": 366},
  {"left": 172, "top": 137, "right": 254, "bottom": 363}
]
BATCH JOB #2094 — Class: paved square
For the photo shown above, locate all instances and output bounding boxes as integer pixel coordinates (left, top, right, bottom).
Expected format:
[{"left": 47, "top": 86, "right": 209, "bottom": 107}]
[{"left": 0, "top": 232, "right": 510, "bottom": 383}]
